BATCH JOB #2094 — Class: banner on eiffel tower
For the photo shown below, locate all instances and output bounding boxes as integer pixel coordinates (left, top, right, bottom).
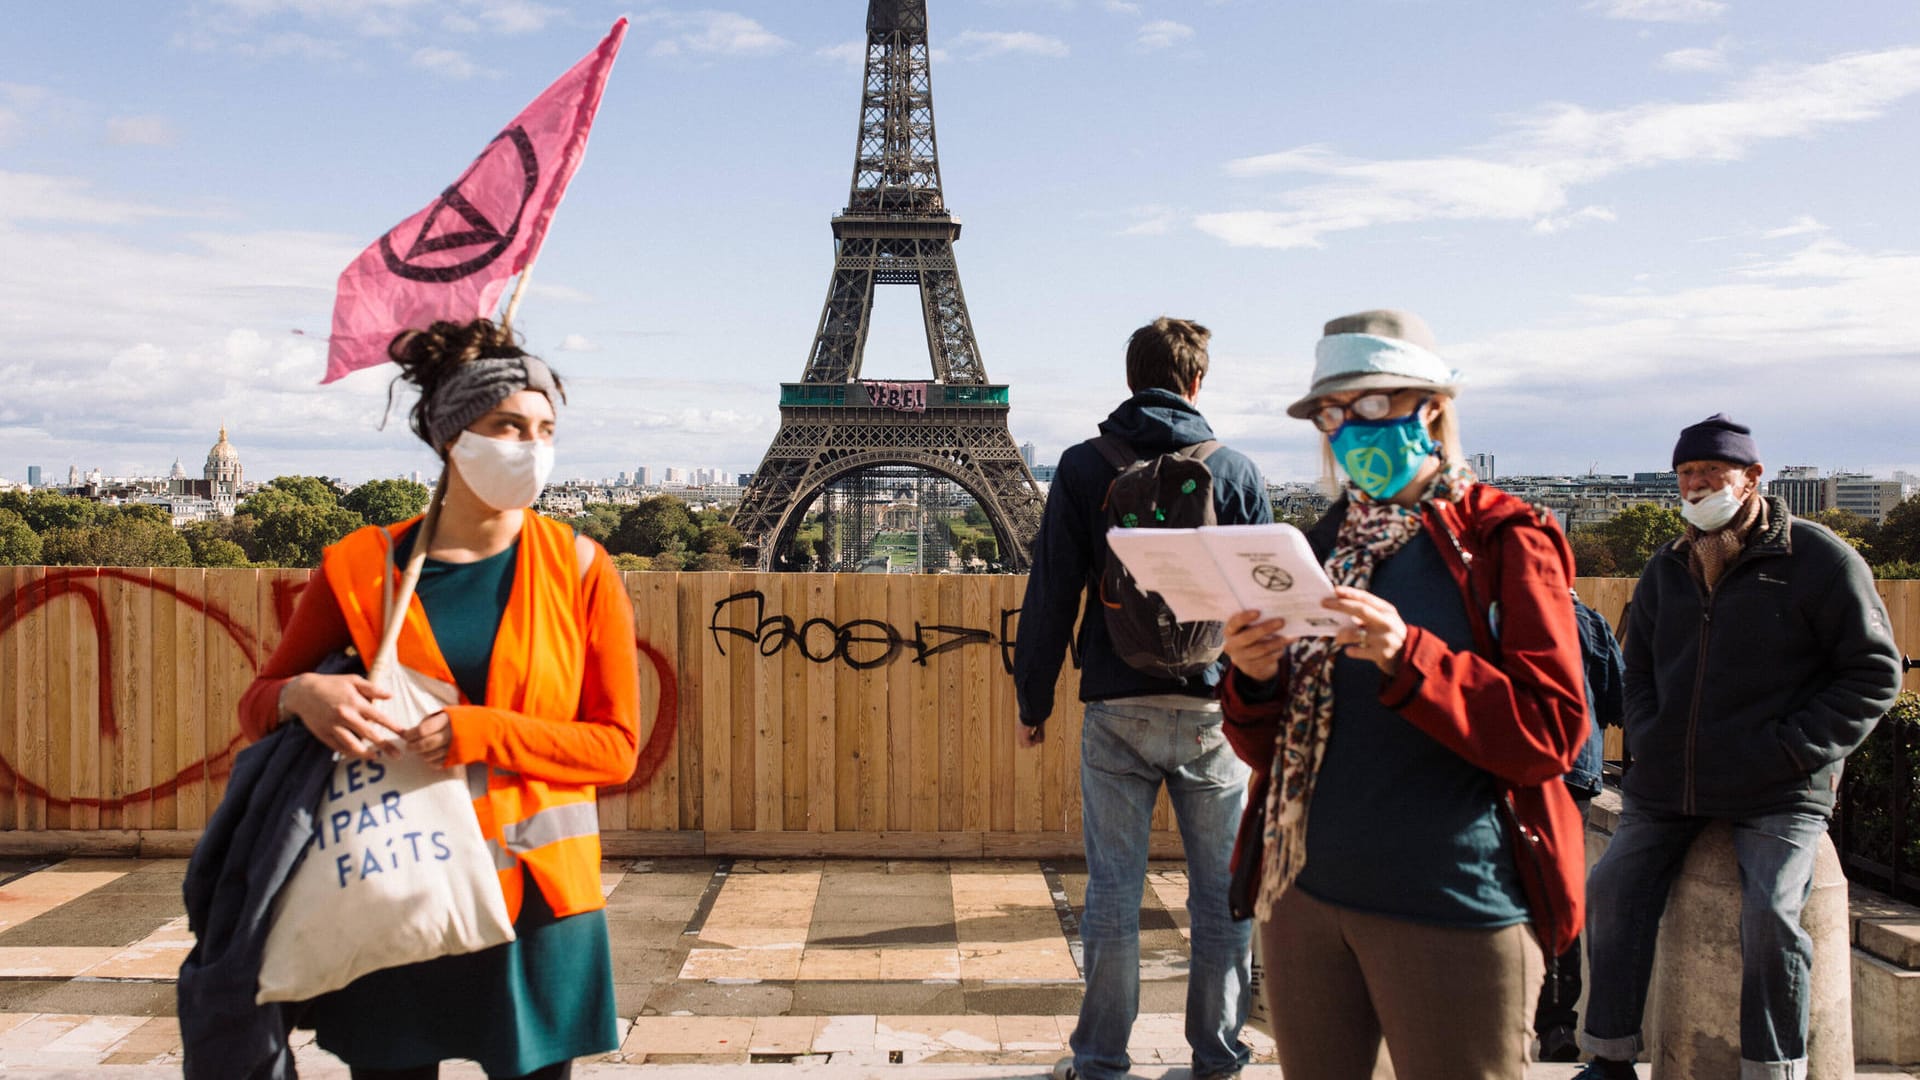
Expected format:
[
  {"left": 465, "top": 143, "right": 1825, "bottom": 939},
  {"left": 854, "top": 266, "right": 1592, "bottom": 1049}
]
[
  {"left": 321, "top": 18, "right": 628, "bottom": 383},
  {"left": 862, "top": 380, "right": 930, "bottom": 413}
]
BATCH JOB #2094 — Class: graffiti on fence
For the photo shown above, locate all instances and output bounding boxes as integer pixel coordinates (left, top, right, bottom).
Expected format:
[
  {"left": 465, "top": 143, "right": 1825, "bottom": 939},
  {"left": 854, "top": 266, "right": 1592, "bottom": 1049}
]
[
  {"left": 708, "top": 589, "right": 1026, "bottom": 674},
  {"left": 0, "top": 568, "right": 263, "bottom": 811},
  {"left": 0, "top": 567, "right": 682, "bottom": 815}
]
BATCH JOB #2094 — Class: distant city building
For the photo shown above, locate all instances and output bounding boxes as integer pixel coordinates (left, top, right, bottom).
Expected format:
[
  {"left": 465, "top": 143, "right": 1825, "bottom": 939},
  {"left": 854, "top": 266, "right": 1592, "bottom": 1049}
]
[
  {"left": 68, "top": 465, "right": 79, "bottom": 487},
  {"left": 1032, "top": 464, "right": 1058, "bottom": 483},
  {"left": 1468, "top": 452, "right": 1496, "bottom": 482},
  {"left": 26, "top": 465, "right": 40, "bottom": 487},
  {"left": 169, "top": 459, "right": 187, "bottom": 480},
  {"left": 1498, "top": 473, "right": 1679, "bottom": 530},
  {"left": 1768, "top": 470, "right": 1830, "bottom": 517},
  {"left": 1020, "top": 441, "right": 1037, "bottom": 467},
  {"left": 636, "top": 466, "right": 653, "bottom": 486},
  {"left": 664, "top": 467, "right": 686, "bottom": 485},
  {"left": 1833, "top": 474, "right": 1911, "bottom": 524},
  {"left": 203, "top": 426, "right": 244, "bottom": 515}
]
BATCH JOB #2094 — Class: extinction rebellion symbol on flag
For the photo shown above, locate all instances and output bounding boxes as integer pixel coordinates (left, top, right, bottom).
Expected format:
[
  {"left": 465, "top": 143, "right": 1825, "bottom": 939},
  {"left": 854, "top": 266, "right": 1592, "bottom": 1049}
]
[{"left": 379, "top": 126, "right": 540, "bottom": 283}]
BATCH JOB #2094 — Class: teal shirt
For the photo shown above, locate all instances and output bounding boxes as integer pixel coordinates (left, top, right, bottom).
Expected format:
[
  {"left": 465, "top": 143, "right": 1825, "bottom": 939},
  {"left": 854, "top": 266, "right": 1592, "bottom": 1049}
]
[
  {"left": 393, "top": 528, "right": 516, "bottom": 705},
  {"left": 1294, "top": 531, "right": 1530, "bottom": 928},
  {"left": 306, "top": 528, "right": 616, "bottom": 1074}
]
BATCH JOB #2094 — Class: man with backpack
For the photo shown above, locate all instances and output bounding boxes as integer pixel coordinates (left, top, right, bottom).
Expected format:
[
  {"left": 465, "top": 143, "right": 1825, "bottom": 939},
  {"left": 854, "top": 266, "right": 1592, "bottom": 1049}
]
[{"left": 1014, "top": 316, "right": 1270, "bottom": 1080}]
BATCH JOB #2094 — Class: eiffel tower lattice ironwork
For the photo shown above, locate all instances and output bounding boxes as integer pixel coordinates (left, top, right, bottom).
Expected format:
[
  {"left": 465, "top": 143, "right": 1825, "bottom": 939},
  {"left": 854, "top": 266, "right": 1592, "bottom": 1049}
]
[{"left": 731, "top": 0, "right": 1043, "bottom": 572}]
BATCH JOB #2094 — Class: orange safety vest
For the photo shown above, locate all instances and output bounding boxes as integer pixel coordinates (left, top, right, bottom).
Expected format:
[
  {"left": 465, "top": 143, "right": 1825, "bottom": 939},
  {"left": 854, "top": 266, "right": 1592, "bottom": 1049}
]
[{"left": 320, "top": 511, "right": 606, "bottom": 921}]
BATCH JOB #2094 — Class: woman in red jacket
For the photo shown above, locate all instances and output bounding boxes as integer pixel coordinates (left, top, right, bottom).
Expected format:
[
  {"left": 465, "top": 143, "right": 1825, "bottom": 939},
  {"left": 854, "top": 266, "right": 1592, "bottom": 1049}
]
[
  {"left": 238, "top": 319, "right": 640, "bottom": 1080},
  {"left": 1220, "top": 310, "right": 1587, "bottom": 1080}
]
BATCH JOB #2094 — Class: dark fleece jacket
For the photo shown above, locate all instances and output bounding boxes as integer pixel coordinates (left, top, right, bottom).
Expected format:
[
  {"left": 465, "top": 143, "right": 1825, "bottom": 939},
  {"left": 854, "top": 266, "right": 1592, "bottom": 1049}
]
[
  {"left": 1622, "top": 495, "right": 1902, "bottom": 817},
  {"left": 1014, "top": 388, "right": 1270, "bottom": 726}
]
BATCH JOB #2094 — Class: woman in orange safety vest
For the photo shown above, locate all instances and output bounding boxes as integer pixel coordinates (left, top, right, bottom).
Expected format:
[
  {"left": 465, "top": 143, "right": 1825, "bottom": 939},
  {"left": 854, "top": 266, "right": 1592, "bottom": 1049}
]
[{"left": 238, "top": 318, "right": 640, "bottom": 1080}]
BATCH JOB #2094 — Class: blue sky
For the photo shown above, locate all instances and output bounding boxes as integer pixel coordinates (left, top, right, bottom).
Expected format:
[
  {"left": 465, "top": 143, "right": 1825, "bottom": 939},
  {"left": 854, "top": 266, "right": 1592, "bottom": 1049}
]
[{"left": 4, "top": 0, "right": 1919, "bottom": 486}]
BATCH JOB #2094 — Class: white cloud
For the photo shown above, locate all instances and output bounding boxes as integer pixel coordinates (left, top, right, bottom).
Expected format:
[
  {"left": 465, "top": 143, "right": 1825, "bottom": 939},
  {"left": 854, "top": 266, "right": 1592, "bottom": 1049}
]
[
  {"left": 1533, "top": 205, "right": 1617, "bottom": 234},
  {"left": 1659, "top": 44, "right": 1729, "bottom": 72},
  {"left": 410, "top": 45, "right": 478, "bottom": 79},
  {"left": 1761, "top": 215, "right": 1826, "bottom": 240},
  {"left": 106, "top": 115, "right": 180, "bottom": 146},
  {"left": 1119, "top": 206, "right": 1179, "bottom": 237},
  {"left": 1135, "top": 20, "right": 1194, "bottom": 51},
  {"left": 555, "top": 333, "right": 600, "bottom": 352},
  {"left": 1103, "top": 0, "right": 1144, "bottom": 14},
  {"left": 0, "top": 83, "right": 50, "bottom": 144},
  {"left": 951, "top": 30, "right": 1071, "bottom": 60},
  {"left": 640, "top": 12, "right": 790, "bottom": 58},
  {"left": 1195, "top": 47, "right": 1920, "bottom": 249},
  {"left": 1587, "top": 0, "right": 1728, "bottom": 23},
  {"left": 0, "top": 171, "right": 177, "bottom": 225},
  {"left": 465, "top": 0, "right": 560, "bottom": 34},
  {"left": 816, "top": 39, "right": 867, "bottom": 69}
]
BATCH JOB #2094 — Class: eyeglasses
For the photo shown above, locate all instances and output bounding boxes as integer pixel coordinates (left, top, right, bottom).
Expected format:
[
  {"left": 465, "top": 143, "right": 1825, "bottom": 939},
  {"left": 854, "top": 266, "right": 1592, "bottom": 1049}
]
[{"left": 1309, "top": 391, "right": 1400, "bottom": 433}]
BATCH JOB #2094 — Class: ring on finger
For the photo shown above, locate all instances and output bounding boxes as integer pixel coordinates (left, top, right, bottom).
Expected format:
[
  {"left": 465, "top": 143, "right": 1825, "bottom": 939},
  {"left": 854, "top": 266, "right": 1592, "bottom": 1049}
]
[{"left": 1357, "top": 627, "right": 1369, "bottom": 649}]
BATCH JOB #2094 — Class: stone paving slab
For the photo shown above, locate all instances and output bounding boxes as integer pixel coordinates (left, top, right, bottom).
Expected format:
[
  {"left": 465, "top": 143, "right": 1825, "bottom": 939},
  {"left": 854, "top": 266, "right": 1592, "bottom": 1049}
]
[{"left": 0, "top": 854, "right": 1911, "bottom": 1077}]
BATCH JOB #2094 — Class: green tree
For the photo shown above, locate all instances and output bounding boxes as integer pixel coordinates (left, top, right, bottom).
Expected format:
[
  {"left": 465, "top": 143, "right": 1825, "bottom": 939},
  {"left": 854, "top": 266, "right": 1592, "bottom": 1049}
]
[
  {"left": 568, "top": 503, "right": 625, "bottom": 545},
  {"left": 0, "top": 508, "right": 42, "bottom": 565},
  {"left": 181, "top": 520, "right": 251, "bottom": 568},
  {"left": 340, "top": 478, "right": 430, "bottom": 526},
  {"left": 42, "top": 517, "right": 191, "bottom": 567},
  {"left": 974, "top": 534, "right": 1000, "bottom": 566},
  {"left": 689, "top": 551, "right": 736, "bottom": 572},
  {"left": 609, "top": 496, "right": 699, "bottom": 557},
  {"left": 698, "top": 521, "right": 745, "bottom": 556},
  {"left": 1877, "top": 495, "right": 1920, "bottom": 567},
  {"left": 0, "top": 490, "right": 99, "bottom": 533},
  {"left": 1568, "top": 526, "right": 1620, "bottom": 577},
  {"left": 648, "top": 549, "right": 687, "bottom": 572},
  {"left": 1592, "top": 503, "right": 1685, "bottom": 577},
  {"left": 1806, "top": 508, "right": 1879, "bottom": 558},
  {"left": 238, "top": 477, "right": 364, "bottom": 567},
  {"left": 610, "top": 553, "right": 651, "bottom": 572}
]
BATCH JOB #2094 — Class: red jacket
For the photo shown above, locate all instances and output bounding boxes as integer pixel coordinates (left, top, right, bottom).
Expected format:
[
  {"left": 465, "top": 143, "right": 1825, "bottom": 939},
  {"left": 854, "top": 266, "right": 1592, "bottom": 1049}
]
[{"left": 1222, "top": 483, "right": 1589, "bottom": 953}]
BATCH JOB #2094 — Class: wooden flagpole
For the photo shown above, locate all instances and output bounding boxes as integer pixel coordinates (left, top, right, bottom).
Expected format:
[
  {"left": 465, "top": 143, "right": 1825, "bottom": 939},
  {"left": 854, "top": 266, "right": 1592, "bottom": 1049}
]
[{"left": 368, "top": 468, "right": 449, "bottom": 681}]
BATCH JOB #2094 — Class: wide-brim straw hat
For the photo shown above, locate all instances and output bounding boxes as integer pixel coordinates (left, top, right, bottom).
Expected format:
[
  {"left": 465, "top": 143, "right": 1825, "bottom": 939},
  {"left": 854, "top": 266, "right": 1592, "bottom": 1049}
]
[{"left": 1284, "top": 309, "right": 1462, "bottom": 419}]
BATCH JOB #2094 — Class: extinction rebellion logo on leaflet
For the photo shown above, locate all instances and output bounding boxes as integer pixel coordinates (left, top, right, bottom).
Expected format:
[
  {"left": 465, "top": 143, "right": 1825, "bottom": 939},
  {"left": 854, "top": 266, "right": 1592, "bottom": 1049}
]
[{"left": 308, "top": 759, "right": 455, "bottom": 888}]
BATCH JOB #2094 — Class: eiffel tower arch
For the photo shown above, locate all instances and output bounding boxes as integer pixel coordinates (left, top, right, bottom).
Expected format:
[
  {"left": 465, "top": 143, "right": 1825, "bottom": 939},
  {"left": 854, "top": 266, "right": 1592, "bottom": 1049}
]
[{"left": 732, "top": 0, "right": 1043, "bottom": 572}]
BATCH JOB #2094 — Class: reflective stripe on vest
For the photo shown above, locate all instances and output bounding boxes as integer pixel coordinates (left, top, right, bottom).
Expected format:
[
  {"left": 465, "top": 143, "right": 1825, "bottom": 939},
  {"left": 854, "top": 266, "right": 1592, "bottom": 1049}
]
[{"left": 499, "top": 801, "right": 600, "bottom": 854}]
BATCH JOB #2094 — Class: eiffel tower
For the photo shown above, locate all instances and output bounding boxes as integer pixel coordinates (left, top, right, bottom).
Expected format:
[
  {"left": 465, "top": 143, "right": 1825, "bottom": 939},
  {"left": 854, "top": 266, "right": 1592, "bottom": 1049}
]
[{"left": 731, "top": 0, "right": 1043, "bottom": 572}]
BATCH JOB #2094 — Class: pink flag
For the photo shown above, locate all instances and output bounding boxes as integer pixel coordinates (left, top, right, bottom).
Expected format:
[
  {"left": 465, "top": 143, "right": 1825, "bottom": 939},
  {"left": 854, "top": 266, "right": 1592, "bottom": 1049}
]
[{"left": 323, "top": 18, "right": 628, "bottom": 383}]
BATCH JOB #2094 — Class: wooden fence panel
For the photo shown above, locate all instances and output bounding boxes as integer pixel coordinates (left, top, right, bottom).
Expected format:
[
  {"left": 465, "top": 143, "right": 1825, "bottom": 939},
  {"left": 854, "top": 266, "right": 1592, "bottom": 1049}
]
[{"left": 3, "top": 569, "right": 1916, "bottom": 856}]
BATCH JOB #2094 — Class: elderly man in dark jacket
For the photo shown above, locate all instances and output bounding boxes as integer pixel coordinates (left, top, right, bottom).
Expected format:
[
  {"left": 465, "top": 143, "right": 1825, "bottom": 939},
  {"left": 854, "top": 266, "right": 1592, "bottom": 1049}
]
[
  {"left": 1015, "top": 316, "right": 1268, "bottom": 1080},
  {"left": 1576, "top": 415, "right": 1903, "bottom": 1080}
]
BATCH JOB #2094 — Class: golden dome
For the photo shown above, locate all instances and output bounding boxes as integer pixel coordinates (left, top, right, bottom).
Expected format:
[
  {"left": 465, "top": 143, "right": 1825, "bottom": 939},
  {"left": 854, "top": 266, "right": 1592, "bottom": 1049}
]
[{"left": 207, "top": 425, "right": 240, "bottom": 465}]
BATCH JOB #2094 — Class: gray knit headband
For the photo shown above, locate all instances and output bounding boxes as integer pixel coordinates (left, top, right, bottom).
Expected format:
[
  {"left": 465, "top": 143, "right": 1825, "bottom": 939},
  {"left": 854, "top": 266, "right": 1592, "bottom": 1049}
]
[{"left": 425, "top": 355, "right": 562, "bottom": 450}]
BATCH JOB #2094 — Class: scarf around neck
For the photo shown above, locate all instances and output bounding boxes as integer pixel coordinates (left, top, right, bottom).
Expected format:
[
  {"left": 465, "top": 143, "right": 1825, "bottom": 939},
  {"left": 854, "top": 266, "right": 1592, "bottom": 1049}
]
[
  {"left": 1682, "top": 489, "right": 1767, "bottom": 593},
  {"left": 1254, "top": 459, "right": 1478, "bottom": 920}
]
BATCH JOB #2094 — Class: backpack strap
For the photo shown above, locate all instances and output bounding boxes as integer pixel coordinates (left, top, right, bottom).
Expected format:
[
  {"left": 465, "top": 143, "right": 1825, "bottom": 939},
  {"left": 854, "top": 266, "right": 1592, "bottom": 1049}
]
[
  {"left": 1089, "top": 435, "right": 1139, "bottom": 472},
  {"left": 1089, "top": 435, "right": 1222, "bottom": 471}
]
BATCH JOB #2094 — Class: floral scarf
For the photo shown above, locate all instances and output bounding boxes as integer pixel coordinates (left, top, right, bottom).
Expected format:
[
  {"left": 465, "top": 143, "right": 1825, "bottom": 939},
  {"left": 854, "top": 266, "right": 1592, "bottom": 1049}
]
[{"left": 1254, "top": 461, "right": 1478, "bottom": 920}]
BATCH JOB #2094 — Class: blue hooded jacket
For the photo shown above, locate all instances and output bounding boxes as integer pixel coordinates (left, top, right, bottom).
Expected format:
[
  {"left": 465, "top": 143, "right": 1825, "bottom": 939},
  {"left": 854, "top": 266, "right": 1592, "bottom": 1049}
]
[{"left": 1014, "top": 388, "right": 1271, "bottom": 726}]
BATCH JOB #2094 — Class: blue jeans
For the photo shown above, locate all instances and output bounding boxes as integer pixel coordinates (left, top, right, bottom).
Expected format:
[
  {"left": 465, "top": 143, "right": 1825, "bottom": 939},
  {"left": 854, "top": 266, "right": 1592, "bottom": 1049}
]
[
  {"left": 1071, "top": 701, "right": 1252, "bottom": 1080},
  {"left": 1581, "top": 799, "right": 1828, "bottom": 1079}
]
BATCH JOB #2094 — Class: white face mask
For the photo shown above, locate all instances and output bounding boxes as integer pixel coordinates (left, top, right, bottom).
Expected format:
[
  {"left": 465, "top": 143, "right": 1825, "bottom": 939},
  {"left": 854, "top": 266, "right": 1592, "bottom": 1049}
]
[
  {"left": 448, "top": 431, "right": 555, "bottom": 512},
  {"left": 1680, "top": 484, "right": 1744, "bottom": 532}
]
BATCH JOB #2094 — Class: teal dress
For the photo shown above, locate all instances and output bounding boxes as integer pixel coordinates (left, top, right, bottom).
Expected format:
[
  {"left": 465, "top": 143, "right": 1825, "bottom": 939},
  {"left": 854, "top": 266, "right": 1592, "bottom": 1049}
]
[{"left": 305, "top": 537, "right": 618, "bottom": 1076}]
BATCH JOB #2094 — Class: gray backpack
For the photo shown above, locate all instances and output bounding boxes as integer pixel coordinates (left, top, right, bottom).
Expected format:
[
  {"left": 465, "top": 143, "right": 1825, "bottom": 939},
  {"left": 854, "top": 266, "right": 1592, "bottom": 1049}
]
[{"left": 1090, "top": 435, "right": 1225, "bottom": 679}]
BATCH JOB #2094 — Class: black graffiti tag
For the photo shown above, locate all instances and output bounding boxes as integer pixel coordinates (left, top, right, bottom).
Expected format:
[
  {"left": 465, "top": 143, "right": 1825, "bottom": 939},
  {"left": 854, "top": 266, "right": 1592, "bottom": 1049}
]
[
  {"left": 709, "top": 590, "right": 1030, "bottom": 674},
  {"left": 380, "top": 126, "right": 539, "bottom": 283}
]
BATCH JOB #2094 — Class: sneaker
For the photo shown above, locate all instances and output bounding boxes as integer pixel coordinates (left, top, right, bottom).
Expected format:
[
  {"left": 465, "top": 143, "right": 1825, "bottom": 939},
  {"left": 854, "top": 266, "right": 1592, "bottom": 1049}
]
[
  {"left": 1051, "top": 1056, "right": 1077, "bottom": 1080},
  {"left": 1571, "top": 1059, "right": 1638, "bottom": 1080},
  {"left": 1538, "top": 1025, "right": 1581, "bottom": 1062}
]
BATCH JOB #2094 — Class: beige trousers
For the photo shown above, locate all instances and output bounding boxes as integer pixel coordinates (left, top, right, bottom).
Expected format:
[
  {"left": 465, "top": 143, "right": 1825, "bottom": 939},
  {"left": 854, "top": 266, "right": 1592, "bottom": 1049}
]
[{"left": 1257, "top": 887, "right": 1544, "bottom": 1080}]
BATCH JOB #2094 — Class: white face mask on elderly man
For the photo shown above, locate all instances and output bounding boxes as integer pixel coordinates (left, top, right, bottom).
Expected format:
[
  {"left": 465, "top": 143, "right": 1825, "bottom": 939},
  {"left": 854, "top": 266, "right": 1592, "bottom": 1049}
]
[
  {"left": 1680, "top": 484, "right": 1744, "bottom": 532},
  {"left": 448, "top": 430, "right": 556, "bottom": 512}
]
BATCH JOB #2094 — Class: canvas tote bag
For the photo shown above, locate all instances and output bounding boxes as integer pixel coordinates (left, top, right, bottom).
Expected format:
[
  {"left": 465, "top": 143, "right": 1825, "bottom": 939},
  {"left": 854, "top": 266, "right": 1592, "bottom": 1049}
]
[{"left": 256, "top": 525, "right": 515, "bottom": 1003}]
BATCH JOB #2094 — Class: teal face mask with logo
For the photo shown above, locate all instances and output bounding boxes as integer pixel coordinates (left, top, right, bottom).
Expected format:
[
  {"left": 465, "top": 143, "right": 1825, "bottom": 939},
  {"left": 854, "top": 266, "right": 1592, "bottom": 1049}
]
[{"left": 1329, "top": 408, "right": 1438, "bottom": 500}]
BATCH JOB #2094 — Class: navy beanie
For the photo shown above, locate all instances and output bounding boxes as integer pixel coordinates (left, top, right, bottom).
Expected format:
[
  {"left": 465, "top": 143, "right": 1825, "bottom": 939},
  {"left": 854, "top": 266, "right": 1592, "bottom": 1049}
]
[{"left": 1672, "top": 414, "right": 1760, "bottom": 469}]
